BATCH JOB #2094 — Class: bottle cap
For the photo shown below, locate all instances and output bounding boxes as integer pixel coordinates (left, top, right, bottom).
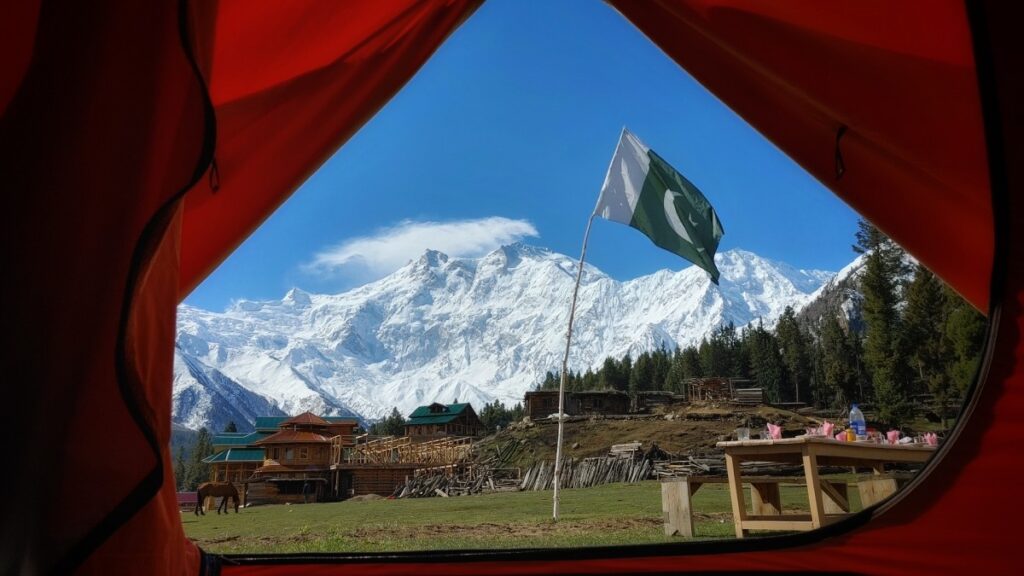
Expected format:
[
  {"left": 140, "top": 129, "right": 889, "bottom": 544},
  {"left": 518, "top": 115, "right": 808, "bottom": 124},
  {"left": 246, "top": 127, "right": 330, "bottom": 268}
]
[{"left": 851, "top": 403, "right": 858, "bottom": 409}]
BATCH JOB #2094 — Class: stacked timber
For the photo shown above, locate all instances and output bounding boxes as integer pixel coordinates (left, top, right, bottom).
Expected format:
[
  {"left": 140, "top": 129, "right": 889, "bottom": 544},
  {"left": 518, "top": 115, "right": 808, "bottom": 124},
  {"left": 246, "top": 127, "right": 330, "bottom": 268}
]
[
  {"left": 394, "top": 441, "right": 525, "bottom": 499},
  {"left": 519, "top": 456, "right": 652, "bottom": 491},
  {"left": 609, "top": 442, "right": 643, "bottom": 459},
  {"left": 653, "top": 456, "right": 833, "bottom": 478}
]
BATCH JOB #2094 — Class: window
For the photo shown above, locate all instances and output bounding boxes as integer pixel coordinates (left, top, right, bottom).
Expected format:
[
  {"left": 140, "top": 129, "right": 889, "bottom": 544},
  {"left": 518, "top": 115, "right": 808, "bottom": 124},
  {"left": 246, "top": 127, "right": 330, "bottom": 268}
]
[
  {"left": 299, "top": 447, "right": 309, "bottom": 460},
  {"left": 284, "top": 448, "right": 294, "bottom": 461}
]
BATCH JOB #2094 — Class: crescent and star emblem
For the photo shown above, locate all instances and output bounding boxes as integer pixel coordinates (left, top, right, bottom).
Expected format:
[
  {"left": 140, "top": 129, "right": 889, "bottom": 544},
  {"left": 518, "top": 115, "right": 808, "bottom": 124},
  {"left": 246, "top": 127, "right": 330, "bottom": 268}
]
[{"left": 663, "top": 189, "right": 694, "bottom": 243}]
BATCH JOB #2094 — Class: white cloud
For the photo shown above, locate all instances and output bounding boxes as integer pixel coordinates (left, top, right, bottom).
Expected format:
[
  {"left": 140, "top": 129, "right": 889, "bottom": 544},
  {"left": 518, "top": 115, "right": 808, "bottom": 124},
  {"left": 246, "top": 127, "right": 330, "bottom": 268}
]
[{"left": 306, "top": 217, "right": 539, "bottom": 279}]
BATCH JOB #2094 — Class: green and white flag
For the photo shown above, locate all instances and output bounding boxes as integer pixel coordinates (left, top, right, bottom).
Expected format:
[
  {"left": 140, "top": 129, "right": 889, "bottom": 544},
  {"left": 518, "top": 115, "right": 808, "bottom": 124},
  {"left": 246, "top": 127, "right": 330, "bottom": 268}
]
[{"left": 595, "top": 128, "right": 725, "bottom": 283}]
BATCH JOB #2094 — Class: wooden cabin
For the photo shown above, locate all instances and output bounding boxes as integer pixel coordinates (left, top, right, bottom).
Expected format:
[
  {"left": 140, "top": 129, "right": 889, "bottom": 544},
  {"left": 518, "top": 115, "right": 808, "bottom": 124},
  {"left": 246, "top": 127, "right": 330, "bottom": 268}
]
[
  {"left": 404, "top": 402, "right": 484, "bottom": 439},
  {"left": 524, "top": 390, "right": 630, "bottom": 418},
  {"left": 201, "top": 412, "right": 358, "bottom": 507},
  {"left": 248, "top": 412, "right": 352, "bottom": 504}
]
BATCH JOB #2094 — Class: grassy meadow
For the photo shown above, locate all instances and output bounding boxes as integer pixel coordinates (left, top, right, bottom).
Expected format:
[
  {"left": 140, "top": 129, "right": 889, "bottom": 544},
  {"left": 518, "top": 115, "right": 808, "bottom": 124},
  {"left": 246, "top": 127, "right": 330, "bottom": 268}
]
[{"left": 183, "top": 478, "right": 865, "bottom": 554}]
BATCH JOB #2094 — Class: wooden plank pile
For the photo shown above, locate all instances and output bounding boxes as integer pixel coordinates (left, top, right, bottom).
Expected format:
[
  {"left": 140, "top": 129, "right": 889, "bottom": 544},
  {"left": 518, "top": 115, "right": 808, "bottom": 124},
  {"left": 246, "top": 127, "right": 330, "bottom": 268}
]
[
  {"left": 394, "top": 439, "right": 525, "bottom": 498},
  {"left": 519, "top": 456, "right": 652, "bottom": 491},
  {"left": 732, "top": 387, "right": 764, "bottom": 405},
  {"left": 609, "top": 441, "right": 643, "bottom": 459},
  {"left": 653, "top": 456, "right": 832, "bottom": 478}
]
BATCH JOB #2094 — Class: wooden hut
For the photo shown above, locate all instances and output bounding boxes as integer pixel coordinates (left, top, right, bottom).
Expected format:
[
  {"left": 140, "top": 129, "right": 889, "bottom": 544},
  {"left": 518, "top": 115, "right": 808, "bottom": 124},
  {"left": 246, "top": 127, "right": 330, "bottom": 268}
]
[
  {"left": 247, "top": 412, "right": 357, "bottom": 504},
  {"left": 404, "top": 402, "right": 484, "bottom": 439}
]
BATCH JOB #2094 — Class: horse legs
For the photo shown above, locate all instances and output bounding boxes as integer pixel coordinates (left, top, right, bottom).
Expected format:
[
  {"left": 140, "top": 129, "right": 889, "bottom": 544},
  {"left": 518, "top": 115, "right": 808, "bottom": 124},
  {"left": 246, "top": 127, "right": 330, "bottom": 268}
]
[
  {"left": 194, "top": 491, "right": 204, "bottom": 516},
  {"left": 217, "top": 495, "right": 227, "bottom": 514}
]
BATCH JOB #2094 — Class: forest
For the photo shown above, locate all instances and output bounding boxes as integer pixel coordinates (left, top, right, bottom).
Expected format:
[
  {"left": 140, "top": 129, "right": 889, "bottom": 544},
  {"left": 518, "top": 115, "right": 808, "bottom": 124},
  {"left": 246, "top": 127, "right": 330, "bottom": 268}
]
[{"left": 537, "top": 221, "right": 986, "bottom": 427}]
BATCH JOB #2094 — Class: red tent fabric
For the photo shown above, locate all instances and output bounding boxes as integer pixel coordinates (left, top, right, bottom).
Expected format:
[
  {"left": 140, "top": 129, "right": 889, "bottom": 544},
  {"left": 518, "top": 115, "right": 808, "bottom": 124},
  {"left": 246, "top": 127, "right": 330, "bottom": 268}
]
[{"left": 2, "top": 0, "right": 1019, "bottom": 574}]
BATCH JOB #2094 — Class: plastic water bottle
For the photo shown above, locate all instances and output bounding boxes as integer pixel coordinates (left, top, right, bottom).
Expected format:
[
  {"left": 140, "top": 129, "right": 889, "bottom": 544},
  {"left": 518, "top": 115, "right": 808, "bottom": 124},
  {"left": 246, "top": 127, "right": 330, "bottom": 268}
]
[{"left": 849, "top": 403, "right": 867, "bottom": 440}]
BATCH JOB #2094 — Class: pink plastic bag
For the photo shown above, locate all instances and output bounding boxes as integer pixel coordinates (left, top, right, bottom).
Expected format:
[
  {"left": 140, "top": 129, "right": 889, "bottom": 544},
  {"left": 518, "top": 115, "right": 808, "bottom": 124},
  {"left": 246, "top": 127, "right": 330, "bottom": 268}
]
[
  {"left": 835, "top": 431, "right": 846, "bottom": 441},
  {"left": 767, "top": 423, "right": 782, "bottom": 440},
  {"left": 821, "top": 420, "right": 834, "bottom": 437},
  {"left": 887, "top": 430, "right": 900, "bottom": 445}
]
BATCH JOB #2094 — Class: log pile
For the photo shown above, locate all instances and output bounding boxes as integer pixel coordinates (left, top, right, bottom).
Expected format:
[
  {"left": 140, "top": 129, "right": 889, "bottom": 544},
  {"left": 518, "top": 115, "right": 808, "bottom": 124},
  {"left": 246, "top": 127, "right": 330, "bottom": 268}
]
[
  {"left": 653, "top": 456, "right": 838, "bottom": 478},
  {"left": 519, "top": 456, "right": 652, "bottom": 491},
  {"left": 394, "top": 439, "right": 525, "bottom": 498}
]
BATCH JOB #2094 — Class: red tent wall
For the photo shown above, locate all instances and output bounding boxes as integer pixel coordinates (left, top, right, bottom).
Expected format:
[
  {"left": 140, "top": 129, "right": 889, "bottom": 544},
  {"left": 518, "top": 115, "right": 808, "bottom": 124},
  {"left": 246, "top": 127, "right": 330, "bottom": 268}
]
[
  {"left": 2, "top": 1, "right": 479, "bottom": 574},
  {"left": 2, "top": 0, "right": 1019, "bottom": 574}
]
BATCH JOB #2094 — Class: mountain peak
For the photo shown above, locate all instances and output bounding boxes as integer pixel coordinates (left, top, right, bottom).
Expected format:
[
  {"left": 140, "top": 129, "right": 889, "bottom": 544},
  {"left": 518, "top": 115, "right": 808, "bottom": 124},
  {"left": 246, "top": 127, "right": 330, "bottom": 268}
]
[
  {"left": 417, "top": 249, "right": 449, "bottom": 266},
  {"left": 283, "top": 287, "right": 312, "bottom": 308},
  {"left": 175, "top": 244, "right": 847, "bottom": 429}
]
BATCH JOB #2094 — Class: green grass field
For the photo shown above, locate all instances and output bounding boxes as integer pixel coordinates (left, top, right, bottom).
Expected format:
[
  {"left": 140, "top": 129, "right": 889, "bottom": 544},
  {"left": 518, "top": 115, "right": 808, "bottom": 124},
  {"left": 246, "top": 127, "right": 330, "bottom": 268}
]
[{"left": 183, "top": 478, "right": 865, "bottom": 554}]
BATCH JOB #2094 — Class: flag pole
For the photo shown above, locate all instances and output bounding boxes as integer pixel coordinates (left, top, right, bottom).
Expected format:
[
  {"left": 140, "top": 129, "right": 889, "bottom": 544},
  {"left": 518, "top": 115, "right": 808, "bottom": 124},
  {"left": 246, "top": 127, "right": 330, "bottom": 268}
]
[{"left": 553, "top": 211, "right": 597, "bottom": 520}]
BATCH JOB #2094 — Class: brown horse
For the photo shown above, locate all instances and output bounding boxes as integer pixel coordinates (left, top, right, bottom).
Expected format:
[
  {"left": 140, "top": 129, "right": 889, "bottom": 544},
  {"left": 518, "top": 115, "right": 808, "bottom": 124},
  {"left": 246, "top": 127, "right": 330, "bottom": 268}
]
[{"left": 194, "top": 482, "right": 240, "bottom": 515}]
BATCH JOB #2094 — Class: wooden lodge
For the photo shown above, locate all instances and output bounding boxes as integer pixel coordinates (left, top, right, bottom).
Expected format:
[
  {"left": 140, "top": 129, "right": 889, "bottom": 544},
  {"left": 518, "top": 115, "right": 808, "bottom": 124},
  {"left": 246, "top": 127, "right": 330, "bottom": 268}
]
[
  {"left": 201, "top": 405, "right": 480, "bottom": 505},
  {"left": 403, "top": 402, "right": 484, "bottom": 439},
  {"left": 202, "top": 412, "right": 358, "bottom": 508},
  {"left": 330, "top": 434, "right": 474, "bottom": 498},
  {"left": 523, "top": 390, "right": 631, "bottom": 418},
  {"left": 684, "top": 377, "right": 761, "bottom": 405}
]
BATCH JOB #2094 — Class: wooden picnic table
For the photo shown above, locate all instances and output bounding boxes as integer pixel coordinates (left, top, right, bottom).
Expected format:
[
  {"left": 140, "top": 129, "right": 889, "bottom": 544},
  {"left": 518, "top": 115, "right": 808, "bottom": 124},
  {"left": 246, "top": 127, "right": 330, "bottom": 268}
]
[{"left": 715, "top": 436, "right": 936, "bottom": 537}]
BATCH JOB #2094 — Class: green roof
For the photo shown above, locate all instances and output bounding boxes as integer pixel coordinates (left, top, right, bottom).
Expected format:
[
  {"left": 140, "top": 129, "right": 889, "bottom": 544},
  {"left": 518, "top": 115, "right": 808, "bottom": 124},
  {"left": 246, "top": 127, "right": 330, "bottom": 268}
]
[
  {"left": 254, "top": 415, "right": 357, "bottom": 431},
  {"left": 202, "top": 448, "right": 265, "bottom": 463},
  {"left": 212, "top": 432, "right": 268, "bottom": 447},
  {"left": 407, "top": 402, "right": 472, "bottom": 425}
]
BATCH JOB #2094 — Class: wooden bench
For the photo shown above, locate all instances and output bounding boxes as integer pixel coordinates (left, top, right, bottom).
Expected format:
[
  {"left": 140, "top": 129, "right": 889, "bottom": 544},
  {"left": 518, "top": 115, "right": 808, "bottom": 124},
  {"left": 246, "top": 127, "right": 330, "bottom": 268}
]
[{"left": 661, "top": 475, "right": 850, "bottom": 538}]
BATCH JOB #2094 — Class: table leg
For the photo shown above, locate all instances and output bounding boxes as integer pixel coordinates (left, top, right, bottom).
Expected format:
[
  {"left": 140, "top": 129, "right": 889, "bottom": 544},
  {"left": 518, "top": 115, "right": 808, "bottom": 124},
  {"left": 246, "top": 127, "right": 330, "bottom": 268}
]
[
  {"left": 802, "top": 446, "right": 826, "bottom": 529},
  {"left": 725, "top": 452, "right": 747, "bottom": 538}
]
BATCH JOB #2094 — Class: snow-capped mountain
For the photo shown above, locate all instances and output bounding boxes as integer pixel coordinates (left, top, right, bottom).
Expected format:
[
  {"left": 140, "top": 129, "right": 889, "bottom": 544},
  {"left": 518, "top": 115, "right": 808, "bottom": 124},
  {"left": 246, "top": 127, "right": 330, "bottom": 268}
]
[{"left": 174, "top": 245, "right": 836, "bottom": 429}]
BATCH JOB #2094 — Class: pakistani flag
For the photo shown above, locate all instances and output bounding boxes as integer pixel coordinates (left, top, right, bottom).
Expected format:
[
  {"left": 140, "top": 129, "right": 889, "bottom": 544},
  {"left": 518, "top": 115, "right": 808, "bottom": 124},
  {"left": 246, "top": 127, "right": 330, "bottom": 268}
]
[{"left": 595, "top": 128, "right": 725, "bottom": 283}]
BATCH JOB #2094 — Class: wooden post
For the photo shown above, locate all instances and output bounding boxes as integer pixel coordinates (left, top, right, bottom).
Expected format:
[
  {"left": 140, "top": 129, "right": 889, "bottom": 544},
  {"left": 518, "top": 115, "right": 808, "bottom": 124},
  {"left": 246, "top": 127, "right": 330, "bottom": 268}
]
[
  {"left": 821, "top": 481, "right": 850, "bottom": 514},
  {"left": 858, "top": 476, "right": 900, "bottom": 508},
  {"left": 661, "top": 480, "right": 694, "bottom": 537},
  {"left": 801, "top": 445, "right": 826, "bottom": 529},
  {"left": 750, "top": 482, "right": 781, "bottom": 515},
  {"left": 725, "top": 453, "right": 747, "bottom": 538}
]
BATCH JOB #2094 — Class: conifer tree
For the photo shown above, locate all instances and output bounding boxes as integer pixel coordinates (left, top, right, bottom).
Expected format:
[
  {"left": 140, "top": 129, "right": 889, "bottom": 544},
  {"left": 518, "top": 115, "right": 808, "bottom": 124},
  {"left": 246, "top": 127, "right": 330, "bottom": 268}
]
[
  {"left": 680, "top": 346, "right": 702, "bottom": 379},
  {"left": 224, "top": 421, "right": 238, "bottom": 433},
  {"left": 184, "top": 428, "right": 213, "bottom": 490},
  {"left": 665, "top": 348, "right": 687, "bottom": 393},
  {"left": 943, "top": 285, "right": 987, "bottom": 399},
  {"left": 776, "top": 306, "right": 811, "bottom": 403},
  {"left": 629, "top": 352, "right": 654, "bottom": 406},
  {"left": 820, "top": 314, "right": 859, "bottom": 409},
  {"left": 902, "top": 265, "right": 948, "bottom": 393},
  {"left": 173, "top": 445, "right": 187, "bottom": 491},
  {"left": 857, "top": 220, "right": 913, "bottom": 425},
  {"left": 598, "top": 357, "right": 620, "bottom": 391},
  {"left": 745, "top": 322, "right": 786, "bottom": 403}
]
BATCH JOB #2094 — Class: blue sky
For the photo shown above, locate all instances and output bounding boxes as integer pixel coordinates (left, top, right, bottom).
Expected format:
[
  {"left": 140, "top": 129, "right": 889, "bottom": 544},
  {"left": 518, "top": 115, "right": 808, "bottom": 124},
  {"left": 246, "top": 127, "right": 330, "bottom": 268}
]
[{"left": 184, "top": 0, "right": 860, "bottom": 312}]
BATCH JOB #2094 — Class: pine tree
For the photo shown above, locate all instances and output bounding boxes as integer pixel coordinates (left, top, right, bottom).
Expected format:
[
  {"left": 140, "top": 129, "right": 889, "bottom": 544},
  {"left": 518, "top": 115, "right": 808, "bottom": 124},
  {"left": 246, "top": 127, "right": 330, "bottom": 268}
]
[
  {"left": 776, "top": 306, "right": 811, "bottom": 404},
  {"left": 224, "top": 421, "right": 238, "bottom": 433},
  {"left": 680, "top": 346, "right": 702, "bottom": 379},
  {"left": 598, "top": 357, "right": 620, "bottom": 391},
  {"left": 184, "top": 428, "right": 214, "bottom": 490},
  {"left": 820, "top": 314, "right": 859, "bottom": 409},
  {"left": 745, "top": 322, "right": 786, "bottom": 403},
  {"left": 857, "top": 220, "right": 913, "bottom": 426},
  {"left": 943, "top": 285, "right": 987, "bottom": 400},
  {"left": 902, "top": 265, "right": 948, "bottom": 389},
  {"left": 617, "top": 355, "right": 633, "bottom": 392},
  {"left": 651, "top": 349, "right": 670, "bottom": 390},
  {"left": 173, "top": 445, "right": 187, "bottom": 491},
  {"left": 664, "top": 349, "right": 686, "bottom": 393},
  {"left": 629, "top": 352, "right": 654, "bottom": 408},
  {"left": 370, "top": 407, "right": 406, "bottom": 436}
]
